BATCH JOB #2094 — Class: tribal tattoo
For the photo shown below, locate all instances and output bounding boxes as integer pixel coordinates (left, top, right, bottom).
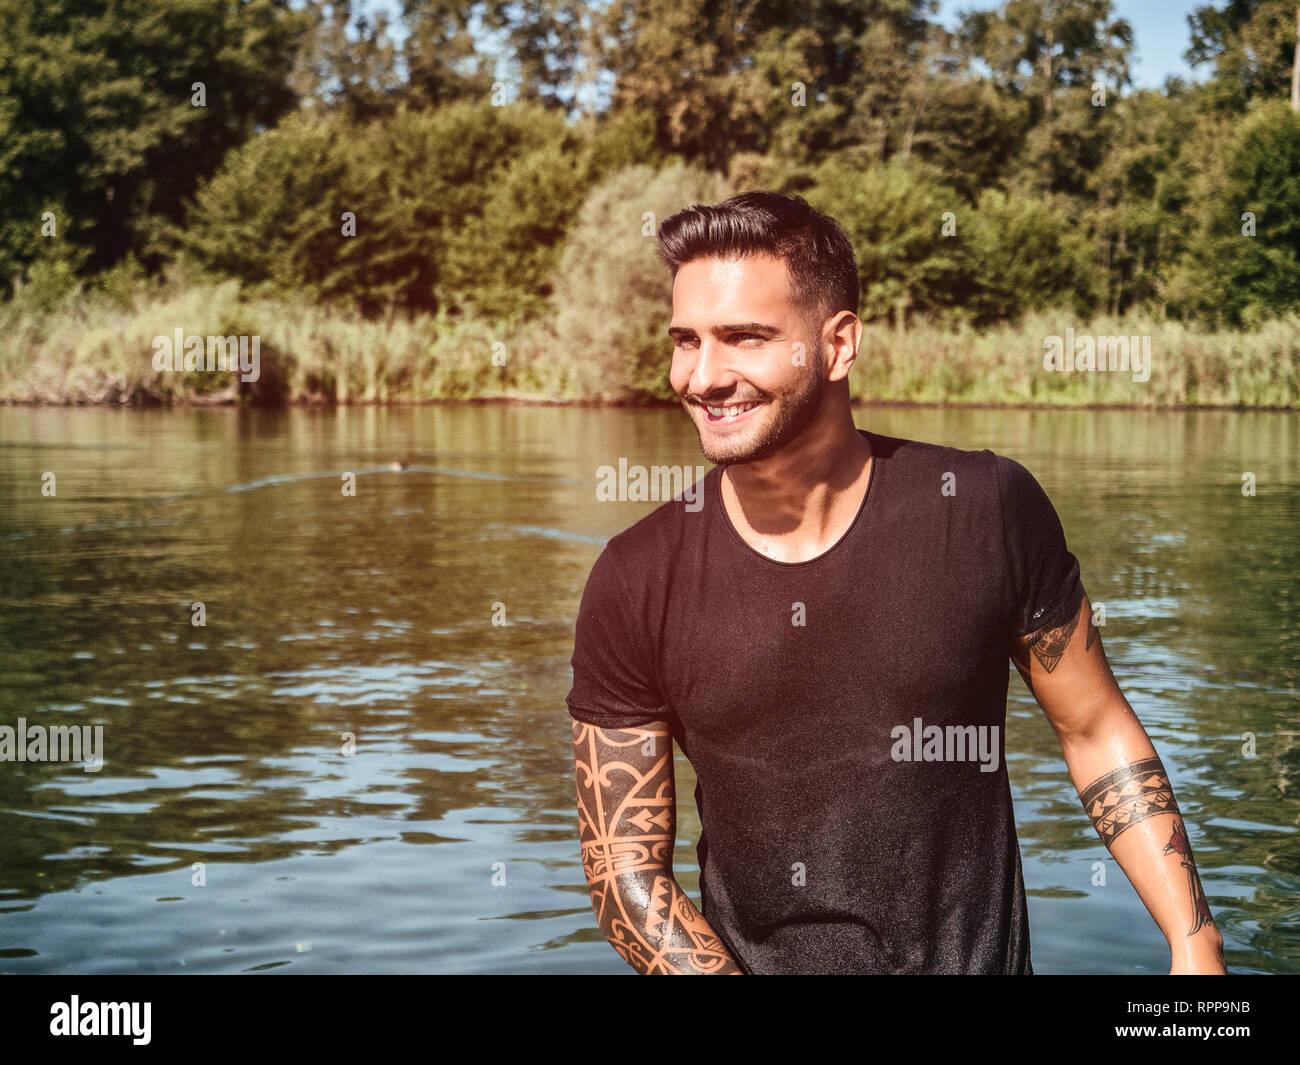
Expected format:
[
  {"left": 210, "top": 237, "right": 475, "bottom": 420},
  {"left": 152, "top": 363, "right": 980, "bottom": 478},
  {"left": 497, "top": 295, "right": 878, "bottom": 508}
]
[
  {"left": 1079, "top": 756, "right": 1214, "bottom": 937},
  {"left": 572, "top": 720, "right": 743, "bottom": 974},
  {"left": 1164, "top": 819, "right": 1215, "bottom": 935},
  {"left": 1025, "top": 606, "right": 1080, "bottom": 673},
  {"left": 1079, "top": 756, "right": 1178, "bottom": 846}
]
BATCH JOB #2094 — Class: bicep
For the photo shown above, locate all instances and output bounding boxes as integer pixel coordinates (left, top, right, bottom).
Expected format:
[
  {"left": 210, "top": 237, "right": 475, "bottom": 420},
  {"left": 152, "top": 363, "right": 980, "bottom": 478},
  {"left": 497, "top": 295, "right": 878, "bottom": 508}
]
[
  {"left": 571, "top": 719, "right": 677, "bottom": 890},
  {"left": 1010, "top": 593, "right": 1134, "bottom": 743}
]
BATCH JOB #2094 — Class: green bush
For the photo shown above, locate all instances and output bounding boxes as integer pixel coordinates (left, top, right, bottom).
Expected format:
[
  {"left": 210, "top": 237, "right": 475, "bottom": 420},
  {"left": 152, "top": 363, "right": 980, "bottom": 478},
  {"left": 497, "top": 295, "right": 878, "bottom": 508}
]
[
  {"left": 963, "top": 188, "right": 1094, "bottom": 321},
  {"left": 808, "top": 161, "right": 969, "bottom": 326},
  {"left": 549, "top": 161, "right": 730, "bottom": 401},
  {"left": 184, "top": 100, "right": 585, "bottom": 318},
  {"left": 1171, "top": 100, "right": 1300, "bottom": 327},
  {"left": 808, "top": 161, "right": 1090, "bottom": 328}
]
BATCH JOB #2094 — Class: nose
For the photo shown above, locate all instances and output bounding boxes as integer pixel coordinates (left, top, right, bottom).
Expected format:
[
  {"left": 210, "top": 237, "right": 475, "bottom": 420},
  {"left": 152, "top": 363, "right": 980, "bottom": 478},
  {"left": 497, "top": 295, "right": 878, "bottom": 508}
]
[{"left": 685, "top": 335, "right": 737, "bottom": 401}]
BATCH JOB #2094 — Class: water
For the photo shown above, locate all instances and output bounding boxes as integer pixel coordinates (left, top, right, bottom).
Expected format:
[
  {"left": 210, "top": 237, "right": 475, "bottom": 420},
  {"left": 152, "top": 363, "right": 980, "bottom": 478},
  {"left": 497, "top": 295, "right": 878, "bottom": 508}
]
[{"left": 0, "top": 405, "right": 1295, "bottom": 974}]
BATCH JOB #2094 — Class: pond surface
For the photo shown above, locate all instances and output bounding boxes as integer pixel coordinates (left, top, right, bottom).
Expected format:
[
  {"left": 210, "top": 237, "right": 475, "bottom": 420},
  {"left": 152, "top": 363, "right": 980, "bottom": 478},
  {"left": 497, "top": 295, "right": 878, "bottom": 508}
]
[{"left": 0, "top": 404, "right": 1295, "bottom": 973}]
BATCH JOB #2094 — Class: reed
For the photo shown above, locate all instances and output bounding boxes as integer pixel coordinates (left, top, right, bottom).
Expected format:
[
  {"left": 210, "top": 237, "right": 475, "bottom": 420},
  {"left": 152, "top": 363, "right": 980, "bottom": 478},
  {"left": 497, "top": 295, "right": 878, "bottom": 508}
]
[{"left": 3, "top": 285, "right": 1297, "bottom": 409}]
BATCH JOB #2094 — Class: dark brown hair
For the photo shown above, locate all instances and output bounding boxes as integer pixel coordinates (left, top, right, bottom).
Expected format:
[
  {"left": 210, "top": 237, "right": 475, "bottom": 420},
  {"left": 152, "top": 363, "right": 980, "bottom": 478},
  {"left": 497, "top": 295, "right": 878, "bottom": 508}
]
[{"left": 656, "top": 190, "right": 860, "bottom": 335}]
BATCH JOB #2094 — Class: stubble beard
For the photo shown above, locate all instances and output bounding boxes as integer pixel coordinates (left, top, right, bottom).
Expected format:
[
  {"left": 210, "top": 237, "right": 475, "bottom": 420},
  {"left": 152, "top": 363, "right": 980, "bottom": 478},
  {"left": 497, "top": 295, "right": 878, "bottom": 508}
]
[{"left": 685, "top": 354, "right": 826, "bottom": 467}]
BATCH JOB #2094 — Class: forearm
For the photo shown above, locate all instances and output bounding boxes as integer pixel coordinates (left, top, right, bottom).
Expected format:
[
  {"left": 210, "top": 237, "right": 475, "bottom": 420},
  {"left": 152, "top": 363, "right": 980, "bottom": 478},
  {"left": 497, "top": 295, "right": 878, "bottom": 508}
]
[
  {"left": 588, "top": 868, "right": 744, "bottom": 974},
  {"left": 1060, "top": 709, "right": 1225, "bottom": 973},
  {"left": 573, "top": 720, "right": 744, "bottom": 974}
]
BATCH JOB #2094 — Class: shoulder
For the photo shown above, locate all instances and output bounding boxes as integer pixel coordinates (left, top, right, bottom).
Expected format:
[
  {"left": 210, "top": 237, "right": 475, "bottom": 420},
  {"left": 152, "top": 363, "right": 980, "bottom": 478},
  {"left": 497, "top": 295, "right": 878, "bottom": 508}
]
[
  {"left": 867, "top": 430, "right": 1001, "bottom": 494},
  {"left": 869, "top": 430, "right": 995, "bottom": 467},
  {"left": 865, "top": 432, "right": 1069, "bottom": 533},
  {"left": 602, "top": 464, "right": 717, "bottom": 558},
  {"left": 586, "top": 464, "right": 717, "bottom": 589},
  {"left": 988, "top": 451, "right": 1063, "bottom": 515}
]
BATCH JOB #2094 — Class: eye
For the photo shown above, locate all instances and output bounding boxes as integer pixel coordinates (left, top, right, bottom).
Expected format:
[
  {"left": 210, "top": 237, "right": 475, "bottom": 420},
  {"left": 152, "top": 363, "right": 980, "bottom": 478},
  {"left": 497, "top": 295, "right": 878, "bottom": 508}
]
[{"left": 734, "top": 332, "right": 765, "bottom": 344}]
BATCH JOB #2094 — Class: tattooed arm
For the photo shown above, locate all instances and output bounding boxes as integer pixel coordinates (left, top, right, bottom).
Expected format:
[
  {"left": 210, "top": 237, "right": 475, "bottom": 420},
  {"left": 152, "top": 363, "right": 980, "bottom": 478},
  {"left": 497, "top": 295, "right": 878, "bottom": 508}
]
[
  {"left": 1011, "top": 593, "right": 1226, "bottom": 974},
  {"left": 572, "top": 719, "right": 744, "bottom": 974}
]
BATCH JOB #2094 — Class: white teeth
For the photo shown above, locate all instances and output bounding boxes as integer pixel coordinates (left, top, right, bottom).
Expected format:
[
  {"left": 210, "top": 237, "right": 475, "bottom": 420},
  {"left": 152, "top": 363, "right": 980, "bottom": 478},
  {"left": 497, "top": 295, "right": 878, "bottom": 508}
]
[{"left": 704, "top": 402, "right": 759, "bottom": 418}]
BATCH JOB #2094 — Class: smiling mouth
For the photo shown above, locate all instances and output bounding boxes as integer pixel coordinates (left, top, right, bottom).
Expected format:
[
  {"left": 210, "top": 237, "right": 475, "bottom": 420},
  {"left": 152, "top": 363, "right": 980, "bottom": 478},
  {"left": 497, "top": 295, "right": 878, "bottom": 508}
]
[{"left": 699, "top": 400, "right": 763, "bottom": 423}]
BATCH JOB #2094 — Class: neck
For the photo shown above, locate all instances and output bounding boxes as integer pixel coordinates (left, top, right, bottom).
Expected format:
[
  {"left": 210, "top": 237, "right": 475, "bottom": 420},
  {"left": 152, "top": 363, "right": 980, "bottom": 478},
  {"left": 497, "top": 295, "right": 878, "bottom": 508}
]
[{"left": 722, "top": 409, "right": 871, "bottom": 544}]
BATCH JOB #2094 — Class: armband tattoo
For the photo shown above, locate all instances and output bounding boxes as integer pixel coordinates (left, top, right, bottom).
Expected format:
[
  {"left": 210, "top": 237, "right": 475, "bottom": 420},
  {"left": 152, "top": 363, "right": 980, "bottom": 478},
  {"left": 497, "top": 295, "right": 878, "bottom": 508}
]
[{"left": 1080, "top": 756, "right": 1213, "bottom": 936}]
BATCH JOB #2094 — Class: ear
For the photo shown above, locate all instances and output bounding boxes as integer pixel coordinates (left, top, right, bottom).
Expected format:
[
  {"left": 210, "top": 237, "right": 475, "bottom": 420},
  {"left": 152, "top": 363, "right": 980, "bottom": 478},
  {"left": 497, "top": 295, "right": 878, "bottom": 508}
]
[{"left": 825, "top": 312, "right": 862, "bottom": 383}]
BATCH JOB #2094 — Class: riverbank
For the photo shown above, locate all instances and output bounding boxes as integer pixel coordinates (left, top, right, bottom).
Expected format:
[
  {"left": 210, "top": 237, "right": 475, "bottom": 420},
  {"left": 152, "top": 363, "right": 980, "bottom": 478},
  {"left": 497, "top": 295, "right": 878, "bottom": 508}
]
[{"left": 3, "top": 282, "right": 1298, "bottom": 409}]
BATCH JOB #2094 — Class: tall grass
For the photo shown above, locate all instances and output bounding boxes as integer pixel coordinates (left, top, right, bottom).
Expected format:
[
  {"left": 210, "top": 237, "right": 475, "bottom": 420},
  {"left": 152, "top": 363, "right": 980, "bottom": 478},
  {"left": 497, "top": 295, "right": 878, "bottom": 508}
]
[
  {"left": 2, "top": 283, "right": 1298, "bottom": 408},
  {"left": 0, "top": 280, "right": 583, "bottom": 405},
  {"left": 852, "top": 312, "right": 1300, "bottom": 408}
]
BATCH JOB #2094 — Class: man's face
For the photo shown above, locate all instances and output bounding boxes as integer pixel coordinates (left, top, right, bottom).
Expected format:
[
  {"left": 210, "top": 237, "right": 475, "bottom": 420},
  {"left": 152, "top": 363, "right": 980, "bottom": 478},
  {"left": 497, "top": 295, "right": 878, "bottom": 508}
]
[{"left": 668, "top": 255, "right": 826, "bottom": 466}]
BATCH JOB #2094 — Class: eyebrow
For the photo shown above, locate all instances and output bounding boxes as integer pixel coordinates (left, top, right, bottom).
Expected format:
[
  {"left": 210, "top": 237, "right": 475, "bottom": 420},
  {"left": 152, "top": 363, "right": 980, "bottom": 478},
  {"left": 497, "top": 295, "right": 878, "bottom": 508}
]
[{"left": 667, "top": 322, "right": 781, "bottom": 340}]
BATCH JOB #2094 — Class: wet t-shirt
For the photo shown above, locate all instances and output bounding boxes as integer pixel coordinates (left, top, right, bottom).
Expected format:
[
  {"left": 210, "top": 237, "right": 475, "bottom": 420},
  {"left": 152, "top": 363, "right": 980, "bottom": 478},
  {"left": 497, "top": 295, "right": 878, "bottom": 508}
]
[{"left": 566, "top": 429, "right": 1084, "bottom": 974}]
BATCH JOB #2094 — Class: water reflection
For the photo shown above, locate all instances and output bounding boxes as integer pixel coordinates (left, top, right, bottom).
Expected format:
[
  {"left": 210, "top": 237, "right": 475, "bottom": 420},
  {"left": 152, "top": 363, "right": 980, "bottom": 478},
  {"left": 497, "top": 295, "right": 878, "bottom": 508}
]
[{"left": 0, "top": 405, "right": 1295, "bottom": 973}]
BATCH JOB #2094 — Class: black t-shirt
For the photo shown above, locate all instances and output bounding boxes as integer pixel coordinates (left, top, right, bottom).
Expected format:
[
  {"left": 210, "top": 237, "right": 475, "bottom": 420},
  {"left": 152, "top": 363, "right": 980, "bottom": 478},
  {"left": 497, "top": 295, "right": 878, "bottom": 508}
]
[{"left": 566, "top": 429, "right": 1084, "bottom": 974}]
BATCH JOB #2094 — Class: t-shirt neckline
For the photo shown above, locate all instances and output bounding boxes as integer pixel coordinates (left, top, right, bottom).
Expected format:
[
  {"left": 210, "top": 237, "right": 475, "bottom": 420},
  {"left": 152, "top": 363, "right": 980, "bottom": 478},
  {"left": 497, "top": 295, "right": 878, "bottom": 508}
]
[{"left": 712, "top": 428, "right": 879, "bottom": 568}]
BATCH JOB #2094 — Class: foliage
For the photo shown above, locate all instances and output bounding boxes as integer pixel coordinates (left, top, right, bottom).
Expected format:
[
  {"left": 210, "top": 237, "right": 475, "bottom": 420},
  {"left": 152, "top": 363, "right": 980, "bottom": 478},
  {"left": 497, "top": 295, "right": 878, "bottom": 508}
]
[
  {"left": 549, "top": 162, "right": 730, "bottom": 401},
  {"left": 1186, "top": 0, "right": 1300, "bottom": 110},
  {"left": 3, "top": 0, "right": 1299, "bottom": 406},
  {"left": 184, "top": 101, "right": 586, "bottom": 318},
  {"left": 0, "top": 0, "right": 306, "bottom": 291},
  {"left": 1170, "top": 99, "right": 1300, "bottom": 325},
  {"left": 807, "top": 161, "right": 1089, "bottom": 326}
]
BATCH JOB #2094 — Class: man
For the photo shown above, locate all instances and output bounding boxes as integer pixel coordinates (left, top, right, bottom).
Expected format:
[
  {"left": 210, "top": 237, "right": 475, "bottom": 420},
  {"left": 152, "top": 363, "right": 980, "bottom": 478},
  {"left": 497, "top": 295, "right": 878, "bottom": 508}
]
[{"left": 566, "top": 191, "right": 1226, "bottom": 975}]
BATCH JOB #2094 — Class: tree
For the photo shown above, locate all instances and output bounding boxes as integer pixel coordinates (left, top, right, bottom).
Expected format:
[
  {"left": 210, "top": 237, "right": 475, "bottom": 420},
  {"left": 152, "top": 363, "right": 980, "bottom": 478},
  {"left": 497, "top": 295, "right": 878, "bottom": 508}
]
[
  {"left": 959, "top": 0, "right": 1132, "bottom": 193},
  {"left": 960, "top": 0, "right": 1131, "bottom": 117},
  {"left": 807, "top": 158, "right": 1089, "bottom": 327},
  {"left": 439, "top": 121, "right": 600, "bottom": 321},
  {"left": 807, "top": 161, "right": 971, "bottom": 327},
  {"left": 1186, "top": 0, "right": 1300, "bottom": 111},
  {"left": 1170, "top": 99, "right": 1300, "bottom": 324},
  {"left": 904, "top": 77, "right": 1031, "bottom": 202},
  {"left": 0, "top": 0, "right": 307, "bottom": 294},
  {"left": 182, "top": 111, "right": 358, "bottom": 305},
  {"left": 481, "top": 0, "right": 614, "bottom": 116},
  {"left": 400, "top": 0, "right": 497, "bottom": 108},
  {"left": 1085, "top": 88, "right": 1197, "bottom": 316},
  {"left": 185, "top": 100, "right": 576, "bottom": 317},
  {"left": 962, "top": 187, "right": 1093, "bottom": 320},
  {"left": 550, "top": 162, "right": 728, "bottom": 399},
  {"left": 290, "top": 0, "right": 404, "bottom": 120},
  {"left": 600, "top": 0, "right": 930, "bottom": 176}
]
